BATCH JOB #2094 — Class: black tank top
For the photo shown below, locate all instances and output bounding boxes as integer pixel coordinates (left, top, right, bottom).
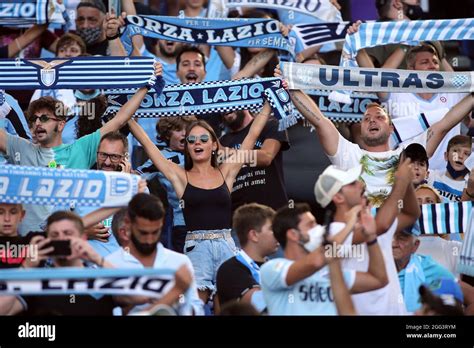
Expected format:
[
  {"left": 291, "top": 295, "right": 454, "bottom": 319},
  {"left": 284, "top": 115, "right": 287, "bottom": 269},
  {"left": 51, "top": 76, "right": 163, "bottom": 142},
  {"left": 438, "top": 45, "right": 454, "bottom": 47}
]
[{"left": 182, "top": 169, "right": 232, "bottom": 231}]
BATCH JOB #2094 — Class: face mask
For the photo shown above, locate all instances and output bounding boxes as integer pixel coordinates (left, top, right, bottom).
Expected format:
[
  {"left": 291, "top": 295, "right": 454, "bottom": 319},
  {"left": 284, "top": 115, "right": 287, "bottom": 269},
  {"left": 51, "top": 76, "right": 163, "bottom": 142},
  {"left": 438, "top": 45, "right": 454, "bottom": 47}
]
[
  {"left": 77, "top": 27, "right": 102, "bottom": 45},
  {"left": 74, "top": 89, "right": 100, "bottom": 101},
  {"left": 404, "top": 4, "right": 424, "bottom": 20},
  {"left": 131, "top": 232, "right": 157, "bottom": 255},
  {"left": 446, "top": 161, "right": 469, "bottom": 179},
  {"left": 299, "top": 225, "right": 325, "bottom": 253}
]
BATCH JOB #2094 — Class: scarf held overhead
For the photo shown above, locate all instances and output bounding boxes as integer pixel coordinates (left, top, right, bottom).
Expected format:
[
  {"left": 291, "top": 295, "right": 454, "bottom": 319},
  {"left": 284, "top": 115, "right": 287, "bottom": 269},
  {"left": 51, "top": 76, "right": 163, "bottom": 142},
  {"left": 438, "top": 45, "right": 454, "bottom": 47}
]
[
  {"left": 0, "top": 56, "right": 156, "bottom": 90},
  {"left": 0, "top": 165, "right": 141, "bottom": 208},
  {"left": 0, "top": 0, "right": 67, "bottom": 27},
  {"left": 207, "top": 0, "right": 341, "bottom": 21},
  {"left": 281, "top": 62, "right": 474, "bottom": 93},
  {"left": 121, "top": 15, "right": 293, "bottom": 56},
  {"left": 458, "top": 206, "right": 474, "bottom": 277},
  {"left": 105, "top": 78, "right": 296, "bottom": 130},
  {"left": 332, "top": 18, "right": 474, "bottom": 104},
  {"left": 0, "top": 267, "right": 175, "bottom": 298}
]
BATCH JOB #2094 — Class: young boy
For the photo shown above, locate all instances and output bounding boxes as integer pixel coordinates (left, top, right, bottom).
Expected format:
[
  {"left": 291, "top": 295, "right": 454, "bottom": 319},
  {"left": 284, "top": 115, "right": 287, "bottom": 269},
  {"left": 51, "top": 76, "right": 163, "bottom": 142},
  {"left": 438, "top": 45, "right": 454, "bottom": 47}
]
[{"left": 428, "top": 135, "right": 472, "bottom": 202}]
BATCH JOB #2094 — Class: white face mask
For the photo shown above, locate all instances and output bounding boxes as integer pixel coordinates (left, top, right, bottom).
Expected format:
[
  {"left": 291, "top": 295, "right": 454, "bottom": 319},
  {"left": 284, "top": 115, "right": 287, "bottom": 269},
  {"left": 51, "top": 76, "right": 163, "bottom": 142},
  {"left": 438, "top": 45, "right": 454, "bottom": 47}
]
[{"left": 300, "top": 225, "right": 325, "bottom": 253}]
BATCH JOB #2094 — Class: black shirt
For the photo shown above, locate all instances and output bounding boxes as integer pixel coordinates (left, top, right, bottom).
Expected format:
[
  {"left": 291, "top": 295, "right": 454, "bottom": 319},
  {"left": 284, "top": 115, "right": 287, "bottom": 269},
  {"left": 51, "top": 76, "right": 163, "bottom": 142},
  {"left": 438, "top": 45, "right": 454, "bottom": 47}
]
[
  {"left": 216, "top": 256, "right": 263, "bottom": 306},
  {"left": 86, "top": 39, "right": 109, "bottom": 56},
  {"left": 220, "top": 118, "right": 290, "bottom": 212},
  {"left": 21, "top": 293, "right": 116, "bottom": 316}
]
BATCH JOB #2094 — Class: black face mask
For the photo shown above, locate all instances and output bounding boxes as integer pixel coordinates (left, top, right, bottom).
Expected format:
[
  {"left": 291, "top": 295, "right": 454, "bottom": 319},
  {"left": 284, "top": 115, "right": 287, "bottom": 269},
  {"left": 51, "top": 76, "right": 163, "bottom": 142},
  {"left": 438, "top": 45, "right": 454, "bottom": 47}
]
[
  {"left": 131, "top": 232, "right": 157, "bottom": 255},
  {"left": 405, "top": 4, "right": 424, "bottom": 20},
  {"left": 446, "top": 161, "right": 469, "bottom": 180}
]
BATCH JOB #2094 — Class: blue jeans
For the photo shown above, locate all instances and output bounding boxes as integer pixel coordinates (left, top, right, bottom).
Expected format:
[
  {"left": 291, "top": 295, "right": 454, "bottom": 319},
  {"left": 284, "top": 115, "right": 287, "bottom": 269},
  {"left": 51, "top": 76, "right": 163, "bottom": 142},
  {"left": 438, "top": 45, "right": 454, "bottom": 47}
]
[{"left": 184, "top": 229, "right": 237, "bottom": 293}]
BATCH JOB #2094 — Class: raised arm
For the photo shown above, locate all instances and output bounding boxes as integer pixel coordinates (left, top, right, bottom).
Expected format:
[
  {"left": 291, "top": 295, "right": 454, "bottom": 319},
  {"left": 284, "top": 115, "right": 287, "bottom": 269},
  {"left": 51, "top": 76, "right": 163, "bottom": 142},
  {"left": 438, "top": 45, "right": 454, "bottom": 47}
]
[
  {"left": 426, "top": 94, "right": 474, "bottom": 157},
  {"left": 349, "top": 208, "right": 389, "bottom": 294},
  {"left": 100, "top": 62, "right": 164, "bottom": 136},
  {"left": 7, "top": 24, "right": 48, "bottom": 57},
  {"left": 104, "top": 10, "right": 127, "bottom": 57},
  {"left": 232, "top": 49, "right": 277, "bottom": 79},
  {"left": 128, "top": 119, "right": 186, "bottom": 197},
  {"left": 327, "top": 257, "right": 356, "bottom": 315},
  {"left": 289, "top": 89, "right": 340, "bottom": 156},
  {"left": 221, "top": 103, "right": 271, "bottom": 186},
  {"left": 352, "top": 159, "right": 414, "bottom": 244}
]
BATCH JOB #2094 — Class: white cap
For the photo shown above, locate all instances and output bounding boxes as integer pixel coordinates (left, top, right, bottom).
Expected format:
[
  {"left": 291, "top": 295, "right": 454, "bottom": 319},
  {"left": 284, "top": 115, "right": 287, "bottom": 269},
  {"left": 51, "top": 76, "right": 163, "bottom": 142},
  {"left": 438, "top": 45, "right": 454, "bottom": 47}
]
[{"left": 314, "top": 165, "right": 362, "bottom": 208}]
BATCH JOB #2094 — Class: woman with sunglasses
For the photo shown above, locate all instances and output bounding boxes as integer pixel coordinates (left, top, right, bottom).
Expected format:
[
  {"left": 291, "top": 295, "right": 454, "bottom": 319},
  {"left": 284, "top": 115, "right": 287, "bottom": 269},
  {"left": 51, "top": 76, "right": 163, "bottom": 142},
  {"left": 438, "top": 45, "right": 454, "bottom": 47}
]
[{"left": 128, "top": 102, "right": 272, "bottom": 304}]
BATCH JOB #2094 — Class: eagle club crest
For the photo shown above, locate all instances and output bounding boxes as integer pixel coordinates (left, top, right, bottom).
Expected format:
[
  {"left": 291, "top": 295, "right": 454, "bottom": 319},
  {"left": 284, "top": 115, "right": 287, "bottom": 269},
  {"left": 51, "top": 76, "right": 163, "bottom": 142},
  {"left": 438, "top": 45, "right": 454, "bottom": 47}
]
[{"left": 27, "top": 59, "right": 70, "bottom": 87}]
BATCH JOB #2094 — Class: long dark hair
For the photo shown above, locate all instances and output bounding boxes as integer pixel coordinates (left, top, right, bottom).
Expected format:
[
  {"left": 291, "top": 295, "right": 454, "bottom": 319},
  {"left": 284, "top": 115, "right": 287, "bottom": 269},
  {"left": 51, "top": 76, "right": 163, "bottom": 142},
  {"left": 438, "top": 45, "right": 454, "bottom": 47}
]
[{"left": 184, "top": 120, "right": 220, "bottom": 171}]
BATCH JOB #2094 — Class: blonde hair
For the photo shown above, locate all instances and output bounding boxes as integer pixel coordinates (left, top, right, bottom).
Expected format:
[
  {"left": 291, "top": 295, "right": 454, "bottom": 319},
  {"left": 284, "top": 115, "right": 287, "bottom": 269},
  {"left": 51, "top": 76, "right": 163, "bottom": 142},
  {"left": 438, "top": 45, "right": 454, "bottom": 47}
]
[{"left": 415, "top": 184, "right": 442, "bottom": 204}]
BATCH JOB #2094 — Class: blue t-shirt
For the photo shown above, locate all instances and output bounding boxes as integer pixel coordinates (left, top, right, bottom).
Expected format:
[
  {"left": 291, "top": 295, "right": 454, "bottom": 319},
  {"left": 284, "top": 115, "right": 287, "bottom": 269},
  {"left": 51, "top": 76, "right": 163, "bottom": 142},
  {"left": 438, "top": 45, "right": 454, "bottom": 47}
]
[{"left": 261, "top": 258, "right": 355, "bottom": 315}]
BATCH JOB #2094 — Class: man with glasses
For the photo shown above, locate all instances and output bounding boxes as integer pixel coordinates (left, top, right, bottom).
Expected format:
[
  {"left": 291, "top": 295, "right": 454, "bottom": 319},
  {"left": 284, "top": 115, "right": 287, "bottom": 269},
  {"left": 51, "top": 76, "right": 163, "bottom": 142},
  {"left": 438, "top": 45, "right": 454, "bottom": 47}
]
[{"left": 0, "top": 62, "right": 163, "bottom": 234}]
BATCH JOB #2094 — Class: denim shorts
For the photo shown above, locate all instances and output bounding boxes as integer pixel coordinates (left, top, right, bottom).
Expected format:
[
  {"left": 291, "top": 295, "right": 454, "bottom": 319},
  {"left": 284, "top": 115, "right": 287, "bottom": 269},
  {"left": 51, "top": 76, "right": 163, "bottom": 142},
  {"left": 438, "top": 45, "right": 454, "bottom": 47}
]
[{"left": 184, "top": 229, "right": 238, "bottom": 293}]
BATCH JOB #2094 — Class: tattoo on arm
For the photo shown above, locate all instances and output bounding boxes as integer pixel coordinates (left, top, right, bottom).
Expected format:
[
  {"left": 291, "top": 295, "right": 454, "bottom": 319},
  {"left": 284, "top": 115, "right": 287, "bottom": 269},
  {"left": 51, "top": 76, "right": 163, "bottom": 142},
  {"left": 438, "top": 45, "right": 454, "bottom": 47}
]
[
  {"left": 426, "top": 128, "right": 434, "bottom": 143},
  {"left": 291, "top": 92, "right": 322, "bottom": 124}
]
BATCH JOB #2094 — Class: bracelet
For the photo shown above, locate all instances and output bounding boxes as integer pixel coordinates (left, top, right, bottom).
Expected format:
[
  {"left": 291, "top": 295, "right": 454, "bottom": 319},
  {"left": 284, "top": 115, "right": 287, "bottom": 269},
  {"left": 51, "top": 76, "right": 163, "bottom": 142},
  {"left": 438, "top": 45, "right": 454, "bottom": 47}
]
[
  {"left": 366, "top": 238, "right": 378, "bottom": 246},
  {"left": 106, "top": 33, "right": 120, "bottom": 41},
  {"left": 15, "top": 38, "right": 22, "bottom": 51}
]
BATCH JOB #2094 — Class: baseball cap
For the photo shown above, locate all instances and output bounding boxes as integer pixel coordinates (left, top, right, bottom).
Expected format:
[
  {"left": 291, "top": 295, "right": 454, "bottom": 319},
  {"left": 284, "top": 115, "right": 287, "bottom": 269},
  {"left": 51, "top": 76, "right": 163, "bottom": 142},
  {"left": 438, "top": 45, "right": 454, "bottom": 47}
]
[
  {"left": 399, "top": 222, "right": 421, "bottom": 237},
  {"left": 419, "top": 278, "right": 464, "bottom": 312},
  {"left": 402, "top": 143, "right": 428, "bottom": 165},
  {"left": 314, "top": 165, "right": 362, "bottom": 208},
  {"left": 77, "top": 0, "right": 107, "bottom": 14}
]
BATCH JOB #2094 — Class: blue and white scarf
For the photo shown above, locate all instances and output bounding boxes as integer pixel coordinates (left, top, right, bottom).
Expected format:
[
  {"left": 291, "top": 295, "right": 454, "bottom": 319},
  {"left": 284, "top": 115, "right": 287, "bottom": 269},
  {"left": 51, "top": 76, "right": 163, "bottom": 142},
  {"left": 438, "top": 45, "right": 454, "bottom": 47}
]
[
  {"left": 121, "top": 15, "right": 294, "bottom": 56},
  {"left": 0, "top": 56, "right": 156, "bottom": 90},
  {"left": 0, "top": 0, "right": 67, "bottom": 27},
  {"left": 0, "top": 267, "right": 175, "bottom": 298},
  {"left": 105, "top": 78, "right": 296, "bottom": 130},
  {"left": 390, "top": 108, "right": 448, "bottom": 147},
  {"left": 458, "top": 206, "right": 474, "bottom": 277},
  {"left": 281, "top": 62, "right": 474, "bottom": 93},
  {"left": 207, "top": 0, "right": 340, "bottom": 21},
  {"left": 299, "top": 89, "right": 378, "bottom": 123},
  {"left": 332, "top": 18, "right": 474, "bottom": 104},
  {"left": 291, "top": 22, "right": 350, "bottom": 51},
  {"left": 418, "top": 201, "right": 473, "bottom": 235},
  {"left": 0, "top": 165, "right": 141, "bottom": 208},
  {"left": 402, "top": 254, "right": 426, "bottom": 313}
]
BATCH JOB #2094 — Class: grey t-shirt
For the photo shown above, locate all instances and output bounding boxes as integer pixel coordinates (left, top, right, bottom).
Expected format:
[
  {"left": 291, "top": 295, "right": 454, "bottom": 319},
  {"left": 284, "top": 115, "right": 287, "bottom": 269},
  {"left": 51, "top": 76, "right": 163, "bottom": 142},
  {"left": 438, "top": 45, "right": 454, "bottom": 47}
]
[{"left": 5, "top": 134, "right": 55, "bottom": 235}]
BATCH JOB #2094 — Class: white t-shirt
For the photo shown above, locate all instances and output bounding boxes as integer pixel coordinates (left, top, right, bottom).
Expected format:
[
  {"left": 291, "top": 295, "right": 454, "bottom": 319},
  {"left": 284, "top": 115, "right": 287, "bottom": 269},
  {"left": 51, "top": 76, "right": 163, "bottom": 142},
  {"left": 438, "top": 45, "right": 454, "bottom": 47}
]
[
  {"left": 329, "top": 220, "right": 407, "bottom": 315},
  {"left": 384, "top": 92, "right": 467, "bottom": 171},
  {"left": 260, "top": 258, "right": 355, "bottom": 315},
  {"left": 428, "top": 170, "right": 467, "bottom": 202},
  {"left": 417, "top": 236, "right": 462, "bottom": 276},
  {"left": 106, "top": 243, "right": 204, "bottom": 315},
  {"left": 329, "top": 133, "right": 426, "bottom": 207}
]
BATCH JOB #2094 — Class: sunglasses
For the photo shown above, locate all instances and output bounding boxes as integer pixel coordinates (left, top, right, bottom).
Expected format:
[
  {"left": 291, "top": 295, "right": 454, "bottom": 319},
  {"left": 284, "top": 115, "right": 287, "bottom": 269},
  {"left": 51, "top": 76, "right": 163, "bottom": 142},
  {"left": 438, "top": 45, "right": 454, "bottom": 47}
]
[
  {"left": 186, "top": 134, "right": 210, "bottom": 144},
  {"left": 97, "top": 152, "right": 124, "bottom": 163},
  {"left": 29, "top": 114, "right": 61, "bottom": 124}
]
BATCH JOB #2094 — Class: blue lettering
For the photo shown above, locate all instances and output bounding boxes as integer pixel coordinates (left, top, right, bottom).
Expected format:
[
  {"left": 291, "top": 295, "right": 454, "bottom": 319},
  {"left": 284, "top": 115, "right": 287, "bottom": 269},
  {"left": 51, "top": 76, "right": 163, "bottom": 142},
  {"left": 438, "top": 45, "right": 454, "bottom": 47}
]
[
  {"left": 359, "top": 70, "right": 378, "bottom": 86},
  {"left": 228, "top": 86, "right": 241, "bottom": 101},
  {"left": 343, "top": 70, "right": 359, "bottom": 87},
  {"left": 319, "top": 68, "right": 338, "bottom": 86},
  {"left": 202, "top": 90, "right": 212, "bottom": 103},
  {"left": 249, "top": 84, "right": 264, "bottom": 98},
  {"left": 166, "top": 92, "right": 180, "bottom": 106},
  {"left": 426, "top": 73, "right": 444, "bottom": 89},
  {"left": 140, "top": 94, "right": 153, "bottom": 108},
  {"left": 402, "top": 73, "right": 423, "bottom": 88},
  {"left": 213, "top": 88, "right": 228, "bottom": 102},
  {"left": 380, "top": 72, "right": 400, "bottom": 88},
  {"left": 180, "top": 91, "right": 195, "bottom": 105}
]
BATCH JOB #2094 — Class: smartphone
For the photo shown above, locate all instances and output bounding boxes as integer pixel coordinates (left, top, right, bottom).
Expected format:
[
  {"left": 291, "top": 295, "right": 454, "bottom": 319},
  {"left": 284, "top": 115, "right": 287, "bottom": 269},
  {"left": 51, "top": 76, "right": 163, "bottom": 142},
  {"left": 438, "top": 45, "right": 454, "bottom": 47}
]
[{"left": 43, "top": 240, "right": 72, "bottom": 257}]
